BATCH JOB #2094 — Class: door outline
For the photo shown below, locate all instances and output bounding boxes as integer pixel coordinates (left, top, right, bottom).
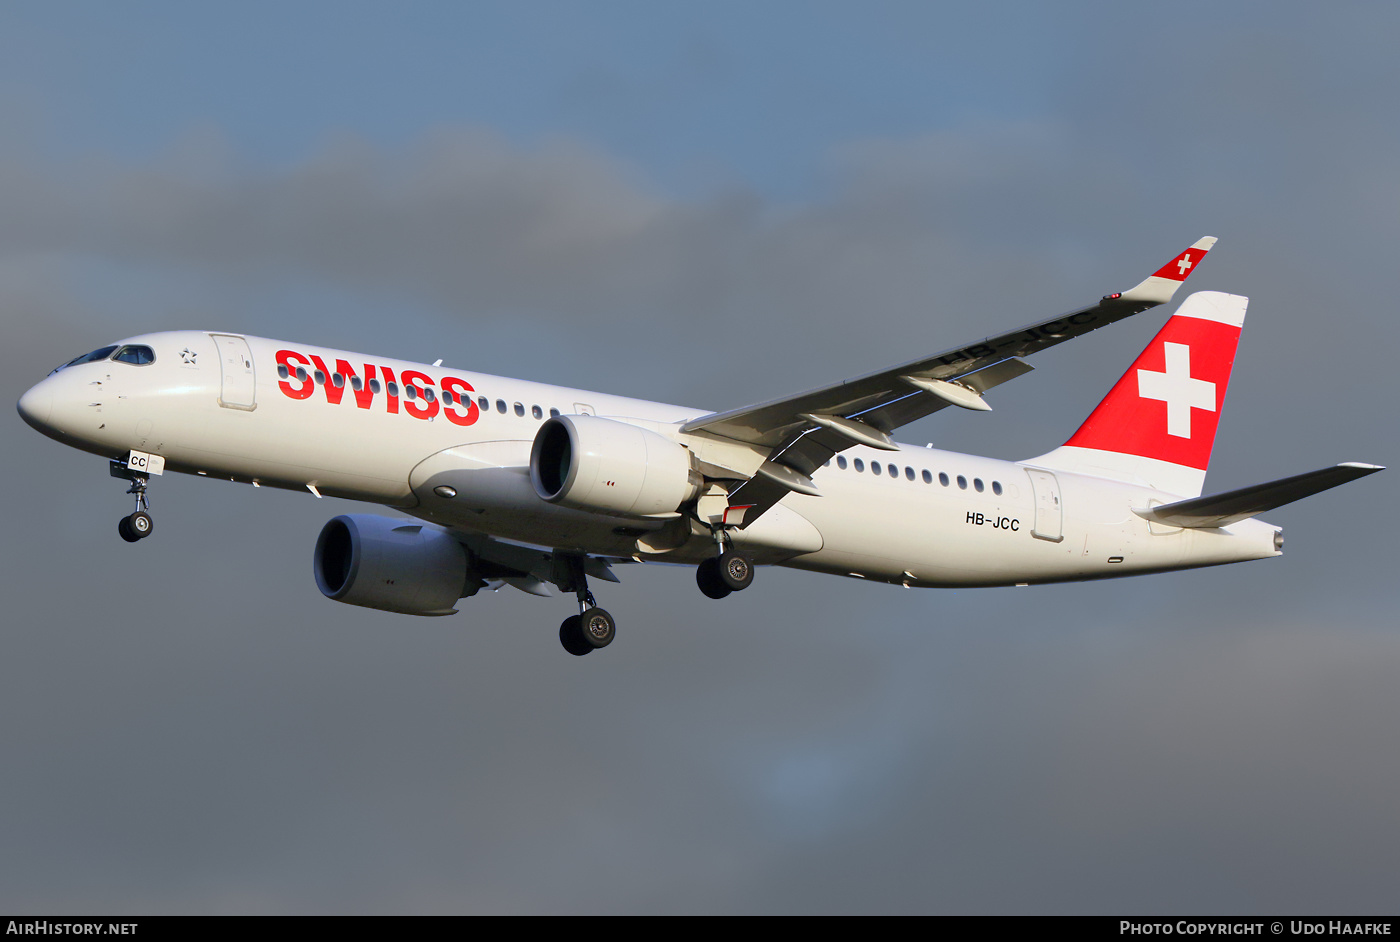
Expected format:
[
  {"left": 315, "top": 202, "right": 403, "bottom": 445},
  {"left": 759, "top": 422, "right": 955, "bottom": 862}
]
[
  {"left": 211, "top": 333, "right": 257, "bottom": 411},
  {"left": 1025, "top": 468, "right": 1064, "bottom": 543}
]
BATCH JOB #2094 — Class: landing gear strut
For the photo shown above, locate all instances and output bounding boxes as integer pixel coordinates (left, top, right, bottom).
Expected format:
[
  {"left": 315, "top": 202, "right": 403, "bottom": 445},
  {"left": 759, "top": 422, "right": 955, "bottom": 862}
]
[
  {"left": 557, "top": 556, "right": 616, "bottom": 657},
  {"left": 111, "top": 460, "right": 154, "bottom": 543}
]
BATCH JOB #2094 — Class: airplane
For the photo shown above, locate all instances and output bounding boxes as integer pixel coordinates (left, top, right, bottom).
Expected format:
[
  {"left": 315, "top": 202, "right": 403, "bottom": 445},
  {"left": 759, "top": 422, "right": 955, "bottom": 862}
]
[{"left": 16, "top": 237, "right": 1383, "bottom": 656}]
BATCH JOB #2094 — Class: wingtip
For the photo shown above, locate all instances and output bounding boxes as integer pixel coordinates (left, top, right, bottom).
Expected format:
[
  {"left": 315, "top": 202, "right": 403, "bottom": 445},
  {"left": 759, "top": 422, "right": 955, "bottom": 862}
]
[{"left": 1118, "top": 237, "right": 1218, "bottom": 304}]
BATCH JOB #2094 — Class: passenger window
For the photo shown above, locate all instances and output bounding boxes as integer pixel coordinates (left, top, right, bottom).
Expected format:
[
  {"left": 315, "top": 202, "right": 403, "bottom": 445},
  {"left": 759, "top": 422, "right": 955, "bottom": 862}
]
[
  {"left": 370, "top": 378, "right": 382, "bottom": 394},
  {"left": 405, "top": 385, "right": 417, "bottom": 401},
  {"left": 532, "top": 405, "right": 543, "bottom": 419},
  {"left": 837, "top": 455, "right": 848, "bottom": 470},
  {"left": 313, "top": 370, "right": 326, "bottom": 385},
  {"left": 872, "top": 462, "right": 882, "bottom": 476},
  {"left": 296, "top": 367, "right": 309, "bottom": 382},
  {"left": 905, "top": 467, "right": 915, "bottom": 481},
  {"left": 514, "top": 402, "right": 524, "bottom": 417},
  {"left": 479, "top": 397, "right": 489, "bottom": 412},
  {"left": 113, "top": 345, "right": 155, "bottom": 365},
  {"left": 974, "top": 478, "right": 984, "bottom": 493},
  {"left": 332, "top": 373, "right": 344, "bottom": 388},
  {"left": 939, "top": 472, "right": 950, "bottom": 487},
  {"left": 992, "top": 481, "right": 1003, "bottom": 496},
  {"left": 387, "top": 382, "right": 399, "bottom": 397},
  {"left": 887, "top": 463, "right": 898, "bottom": 477},
  {"left": 854, "top": 458, "right": 865, "bottom": 472},
  {"left": 424, "top": 388, "right": 436, "bottom": 403},
  {"left": 957, "top": 475, "right": 968, "bottom": 490},
  {"left": 496, "top": 399, "right": 507, "bottom": 414},
  {"left": 922, "top": 469, "right": 933, "bottom": 484},
  {"left": 549, "top": 407, "right": 560, "bottom": 417},
  {"left": 277, "top": 364, "right": 289, "bottom": 379},
  {"left": 351, "top": 376, "right": 363, "bottom": 391}
]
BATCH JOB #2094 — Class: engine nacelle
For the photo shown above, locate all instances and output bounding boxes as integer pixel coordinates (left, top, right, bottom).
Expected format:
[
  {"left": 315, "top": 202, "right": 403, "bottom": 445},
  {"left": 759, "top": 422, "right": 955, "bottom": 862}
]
[
  {"left": 530, "top": 414, "right": 700, "bottom": 517},
  {"left": 314, "top": 514, "right": 478, "bottom": 616}
]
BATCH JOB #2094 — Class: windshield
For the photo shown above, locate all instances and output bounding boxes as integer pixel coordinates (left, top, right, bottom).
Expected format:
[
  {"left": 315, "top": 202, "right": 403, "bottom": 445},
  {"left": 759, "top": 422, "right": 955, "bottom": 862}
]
[{"left": 50, "top": 345, "right": 119, "bottom": 375}]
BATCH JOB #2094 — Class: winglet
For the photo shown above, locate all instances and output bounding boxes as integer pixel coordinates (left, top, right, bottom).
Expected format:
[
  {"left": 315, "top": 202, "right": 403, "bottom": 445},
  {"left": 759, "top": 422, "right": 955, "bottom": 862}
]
[{"left": 1117, "top": 237, "right": 1217, "bottom": 305}]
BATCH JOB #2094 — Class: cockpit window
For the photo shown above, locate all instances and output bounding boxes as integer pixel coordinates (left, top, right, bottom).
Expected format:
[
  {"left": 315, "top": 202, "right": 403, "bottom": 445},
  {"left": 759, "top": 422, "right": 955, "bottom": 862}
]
[
  {"left": 113, "top": 345, "right": 155, "bottom": 365},
  {"left": 64, "top": 346, "right": 119, "bottom": 368},
  {"left": 51, "top": 345, "right": 119, "bottom": 374}
]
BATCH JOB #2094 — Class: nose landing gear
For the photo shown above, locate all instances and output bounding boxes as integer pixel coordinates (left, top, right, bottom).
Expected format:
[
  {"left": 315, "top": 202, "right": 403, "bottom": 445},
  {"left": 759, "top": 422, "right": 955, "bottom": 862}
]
[{"left": 110, "top": 459, "right": 154, "bottom": 543}]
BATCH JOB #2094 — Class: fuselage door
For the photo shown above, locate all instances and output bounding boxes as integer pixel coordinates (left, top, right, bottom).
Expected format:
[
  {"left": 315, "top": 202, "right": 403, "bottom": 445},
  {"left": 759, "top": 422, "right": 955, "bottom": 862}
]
[
  {"left": 1025, "top": 468, "right": 1064, "bottom": 542},
  {"left": 211, "top": 334, "right": 256, "bottom": 411}
]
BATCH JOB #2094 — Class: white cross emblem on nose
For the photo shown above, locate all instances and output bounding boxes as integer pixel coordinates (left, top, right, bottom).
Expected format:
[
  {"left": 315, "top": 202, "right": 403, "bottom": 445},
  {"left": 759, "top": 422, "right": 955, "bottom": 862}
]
[
  {"left": 1176, "top": 254, "right": 1194, "bottom": 276},
  {"left": 1137, "top": 342, "right": 1216, "bottom": 438}
]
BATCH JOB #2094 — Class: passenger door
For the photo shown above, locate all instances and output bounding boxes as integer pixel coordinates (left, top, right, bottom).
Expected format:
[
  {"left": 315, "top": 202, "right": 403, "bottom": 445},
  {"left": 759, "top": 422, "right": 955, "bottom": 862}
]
[
  {"left": 211, "top": 334, "right": 256, "bottom": 411},
  {"left": 1025, "top": 468, "right": 1064, "bottom": 542}
]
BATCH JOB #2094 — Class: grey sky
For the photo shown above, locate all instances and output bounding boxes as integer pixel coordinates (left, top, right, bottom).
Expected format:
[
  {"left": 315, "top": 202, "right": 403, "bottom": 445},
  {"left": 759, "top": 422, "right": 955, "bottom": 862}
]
[{"left": 1, "top": 2, "right": 1396, "bottom": 914}]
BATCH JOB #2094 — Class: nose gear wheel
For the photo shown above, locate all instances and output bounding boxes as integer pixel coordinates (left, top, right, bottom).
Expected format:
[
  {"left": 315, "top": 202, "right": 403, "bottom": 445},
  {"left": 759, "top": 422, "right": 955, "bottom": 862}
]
[{"left": 118, "top": 511, "right": 154, "bottom": 543}]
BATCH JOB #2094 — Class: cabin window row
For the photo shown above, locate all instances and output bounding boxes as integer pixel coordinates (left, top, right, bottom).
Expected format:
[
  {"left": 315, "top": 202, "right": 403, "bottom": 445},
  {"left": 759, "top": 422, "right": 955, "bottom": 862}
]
[
  {"left": 827, "top": 454, "right": 1004, "bottom": 496},
  {"left": 277, "top": 364, "right": 560, "bottom": 419}
]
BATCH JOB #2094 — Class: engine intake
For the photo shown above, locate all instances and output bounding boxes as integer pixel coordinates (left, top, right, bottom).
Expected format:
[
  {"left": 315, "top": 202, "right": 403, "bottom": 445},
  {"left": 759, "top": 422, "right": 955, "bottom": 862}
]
[
  {"left": 530, "top": 414, "right": 699, "bottom": 517},
  {"left": 314, "top": 514, "right": 479, "bottom": 616}
]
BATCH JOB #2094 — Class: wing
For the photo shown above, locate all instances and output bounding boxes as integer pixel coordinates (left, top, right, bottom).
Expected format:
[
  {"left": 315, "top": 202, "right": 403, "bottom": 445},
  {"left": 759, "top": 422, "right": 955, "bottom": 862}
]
[{"left": 682, "top": 237, "right": 1218, "bottom": 524}]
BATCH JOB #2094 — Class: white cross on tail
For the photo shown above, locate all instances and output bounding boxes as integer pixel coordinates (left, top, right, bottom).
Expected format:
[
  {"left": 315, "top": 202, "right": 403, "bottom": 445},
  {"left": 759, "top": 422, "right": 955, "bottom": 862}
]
[{"left": 1137, "top": 342, "right": 1216, "bottom": 438}]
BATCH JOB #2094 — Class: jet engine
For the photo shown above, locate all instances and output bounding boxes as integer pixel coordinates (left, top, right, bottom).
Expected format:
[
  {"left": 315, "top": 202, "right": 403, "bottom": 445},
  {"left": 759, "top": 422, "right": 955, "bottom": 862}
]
[
  {"left": 314, "top": 514, "right": 480, "bottom": 616},
  {"left": 530, "top": 414, "right": 700, "bottom": 517}
]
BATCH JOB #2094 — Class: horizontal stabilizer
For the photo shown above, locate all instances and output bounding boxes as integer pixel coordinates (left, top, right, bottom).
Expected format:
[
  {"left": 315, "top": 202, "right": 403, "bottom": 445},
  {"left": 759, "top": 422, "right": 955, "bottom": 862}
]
[{"left": 1134, "top": 462, "right": 1383, "bottom": 528}]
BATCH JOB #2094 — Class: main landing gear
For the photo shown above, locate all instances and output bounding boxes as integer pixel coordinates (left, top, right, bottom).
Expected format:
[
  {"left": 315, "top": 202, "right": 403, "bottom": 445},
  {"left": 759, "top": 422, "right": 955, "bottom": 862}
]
[
  {"left": 695, "top": 542, "right": 755, "bottom": 600},
  {"left": 557, "top": 556, "right": 616, "bottom": 657},
  {"left": 110, "top": 459, "right": 155, "bottom": 543}
]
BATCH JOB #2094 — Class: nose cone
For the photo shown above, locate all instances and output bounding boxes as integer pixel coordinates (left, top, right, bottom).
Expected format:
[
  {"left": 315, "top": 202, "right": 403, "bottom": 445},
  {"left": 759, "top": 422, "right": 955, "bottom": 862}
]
[{"left": 17, "top": 381, "right": 53, "bottom": 431}]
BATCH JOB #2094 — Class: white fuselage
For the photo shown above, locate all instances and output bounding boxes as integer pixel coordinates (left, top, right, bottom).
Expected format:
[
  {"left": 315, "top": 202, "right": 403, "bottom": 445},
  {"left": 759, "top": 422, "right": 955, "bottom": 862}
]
[{"left": 19, "top": 330, "right": 1281, "bottom": 588}]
